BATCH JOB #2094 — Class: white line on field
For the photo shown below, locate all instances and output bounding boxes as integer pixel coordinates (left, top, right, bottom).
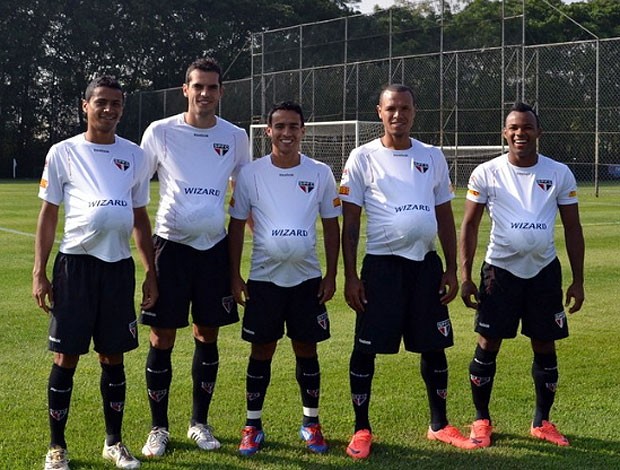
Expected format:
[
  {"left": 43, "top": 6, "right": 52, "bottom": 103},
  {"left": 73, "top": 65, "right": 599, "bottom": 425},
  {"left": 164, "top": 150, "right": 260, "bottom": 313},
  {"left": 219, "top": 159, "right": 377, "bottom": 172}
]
[{"left": 0, "top": 226, "right": 36, "bottom": 238}]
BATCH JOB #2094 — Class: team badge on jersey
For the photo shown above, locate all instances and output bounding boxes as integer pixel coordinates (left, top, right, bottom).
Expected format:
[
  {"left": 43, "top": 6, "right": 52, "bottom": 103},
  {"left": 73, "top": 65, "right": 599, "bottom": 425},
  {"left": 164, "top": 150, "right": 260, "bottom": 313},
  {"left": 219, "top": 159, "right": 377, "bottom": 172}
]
[
  {"left": 436, "top": 319, "right": 451, "bottom": 337},
  {"left": 537, "top": 179, "right": 553, "bottom": 191},
  {"left": 415, "top": 161, "right": 429, "bottom": 173},
  {"left": 352, "top": 393, "right": 368, "bottom": 406},
  {"left": 110, "top": 401, "right": 125, "bottom": 412},
  {"left": 148, "top": 389, "right": 168, "bottom": 403},
  {"left": 50, "top": 408, "right": 68, "bottom": 421},
  {"left": 470, "top": 375, "right": 491, "bottom": 387},
  {"left": 298, "top": 180, "right": 315, "bottom": 193},
  {"left": 113, "top": 158, "right": 130, "bottom": 171},
  {"left": 213, "top": 143, "right": 230, "bottom": 156},
  {"left": 554, "top": 311, "right": 566, "bottom": 328}
]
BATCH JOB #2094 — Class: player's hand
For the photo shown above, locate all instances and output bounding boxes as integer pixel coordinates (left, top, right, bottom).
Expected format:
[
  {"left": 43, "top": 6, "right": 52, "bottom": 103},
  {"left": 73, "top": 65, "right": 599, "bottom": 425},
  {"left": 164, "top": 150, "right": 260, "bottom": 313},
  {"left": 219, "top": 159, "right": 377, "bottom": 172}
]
[
  {"left": 439, "top": 270, "right": 458, "bottom": 305},
  {"left": 317, "top": 276, "right": 336, "bottom": 304},
  {"left": 460, "top": 279, "right": 479, "bottom": 309},
  {"left": 140, "top": 271, "right": 159, "bottom": 310},
  {"left": 344, "top": 275, "right": 367, "bottom": 312},
  {"left": 565, "top": 282, "right": 584, "bottom": 314},
  {"left": 231, "top": 275, "right": 249, "bottom": 307},
  {"left": 32, "top": 275, "right": 53, "bottom": 313}
]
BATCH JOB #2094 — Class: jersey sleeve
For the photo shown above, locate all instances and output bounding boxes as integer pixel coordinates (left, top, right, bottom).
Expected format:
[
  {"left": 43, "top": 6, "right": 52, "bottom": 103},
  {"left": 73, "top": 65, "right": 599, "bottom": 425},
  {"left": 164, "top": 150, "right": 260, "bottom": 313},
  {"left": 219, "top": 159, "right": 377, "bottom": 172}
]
[
  {"left": 339, "top": 147, "right": 367, "bottom": 207},
  {"left": 38, "top": 144, "right": 64, "bottom": 205},
  {"left": 319, "top": 164, "right": 342, "bottom": 219},
  {"left": 433, "top": 147, "right": 455, "bottom": 205},
  {"left": 140, "top": 123, "right": 160, "bottom": 179},
  {"left": 131, "top": 146, "right": 151, "bottom": 208},
  {"left": 231, "top": 128, "right": 251, "bottom": 183},
  {"left": 465, "top": 163, "right": 488, "bottom": 204},
  {"left": 229, "top": 164, "right": 252, "bottom": 220},
  {"left": 557, "top": 164, "right": 579, "bottom": 205}
]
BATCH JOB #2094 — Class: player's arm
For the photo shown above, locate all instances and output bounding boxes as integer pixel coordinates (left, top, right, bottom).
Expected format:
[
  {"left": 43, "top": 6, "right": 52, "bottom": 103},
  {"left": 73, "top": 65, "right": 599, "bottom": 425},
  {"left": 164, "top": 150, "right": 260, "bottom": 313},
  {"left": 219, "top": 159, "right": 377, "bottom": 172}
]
[
  {"left": 342, "top": 201, "right": 366, "bottom": 312},
  {"left": 228, "top": 216, "right": 249, "bottom": 306},
  {"left": 459, "top": 199, "right": 485, "bottom": 309},
  {"left": 133, "top": 206, "right": 158, "bottom": 310},
  {"left": 32, "top": 201, "right": 59, "bottom": 313},
  {"left": 435, "top": 200, "right": 458, "bottom": 305},
  {"left": 559, "top": 203, "right": 585, "bottom": 313},
  {"left": 318, "top": 216, "right": 340, "bottom": 304}
]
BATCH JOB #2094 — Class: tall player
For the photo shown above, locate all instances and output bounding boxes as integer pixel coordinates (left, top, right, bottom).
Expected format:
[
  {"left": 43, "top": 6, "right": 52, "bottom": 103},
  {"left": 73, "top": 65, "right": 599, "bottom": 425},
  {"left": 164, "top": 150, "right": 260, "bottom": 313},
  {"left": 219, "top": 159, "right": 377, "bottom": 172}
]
[
  {"left": 339, "top": 84, "right": 479, "bottom": 460},
  {"left": 460, "top": 102, "right": 585, "bottom": 448},
  {"left": 33, "top": 76, "right": 157, "bottom": 470},
  {"left": 228, "top": 101, "right": 340, "bottom": 456},
  {"left": 139, "top": 58, "right": 250, "bottom": 457}
]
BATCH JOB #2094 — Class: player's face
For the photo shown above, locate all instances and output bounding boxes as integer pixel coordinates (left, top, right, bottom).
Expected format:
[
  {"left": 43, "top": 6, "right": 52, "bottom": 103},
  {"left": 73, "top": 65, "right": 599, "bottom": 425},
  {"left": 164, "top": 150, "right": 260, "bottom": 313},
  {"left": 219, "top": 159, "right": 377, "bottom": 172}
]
[
  {"left": 267, "top": 110, "right": 305, "bottom": 157},
  {"left": 377, "top": 90, "right": 415, "bottom": 139},
  {"left": 82, "top": 86, "right": 124, "bottom": 135},
  {"left": 503, "top": 110, "right": 541, "bottom": 162},
  {"left": 183, "top": 69, "right": 222, "bottom": 118}
]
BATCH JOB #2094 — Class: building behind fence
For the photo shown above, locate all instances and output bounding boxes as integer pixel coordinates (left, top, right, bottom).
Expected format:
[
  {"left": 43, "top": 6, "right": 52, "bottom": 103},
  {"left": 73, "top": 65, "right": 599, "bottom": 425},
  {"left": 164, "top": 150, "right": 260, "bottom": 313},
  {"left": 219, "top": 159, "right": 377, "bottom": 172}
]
[{"left": 120, "top": 8, "right": 620, "bottom": 193}]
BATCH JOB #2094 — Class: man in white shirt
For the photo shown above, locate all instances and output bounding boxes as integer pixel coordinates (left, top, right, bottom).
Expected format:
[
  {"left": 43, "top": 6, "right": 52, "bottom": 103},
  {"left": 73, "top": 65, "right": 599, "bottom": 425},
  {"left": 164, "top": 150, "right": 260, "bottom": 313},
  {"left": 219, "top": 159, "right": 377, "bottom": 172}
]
[
  {"left": 33, "top": 76, "right": 157, "bottom": 470},
  {"left": 339, "top": 84, "right": 478, "bottom": 459},
  {"left": 460, "top": 101, "right": 585, "bottom": 448},
  {"left": 139, "top": 58, "right": 250, "bottom": 457},
  {"left": 228, "top": 101, "right": 340, "bottom": 456}
]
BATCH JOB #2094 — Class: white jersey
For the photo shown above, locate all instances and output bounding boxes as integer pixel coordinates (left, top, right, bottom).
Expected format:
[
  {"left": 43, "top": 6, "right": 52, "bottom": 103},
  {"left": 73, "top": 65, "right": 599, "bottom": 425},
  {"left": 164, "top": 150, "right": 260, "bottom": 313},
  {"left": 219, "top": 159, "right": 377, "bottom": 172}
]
[
  {"left": 229, "top": 154, "right": 341, "bottom": 287},
  {"left": 466, "top": 153, "right": 578, "bottom": 279},
  {"left": 142, "top": 114, "right": 250, "bottom": 250},
  {"left": 339, "top": 138, "right": 454, "bottom": 261},
  {"left": 38, "top": 133, "right": 150, "bottom": 262}
]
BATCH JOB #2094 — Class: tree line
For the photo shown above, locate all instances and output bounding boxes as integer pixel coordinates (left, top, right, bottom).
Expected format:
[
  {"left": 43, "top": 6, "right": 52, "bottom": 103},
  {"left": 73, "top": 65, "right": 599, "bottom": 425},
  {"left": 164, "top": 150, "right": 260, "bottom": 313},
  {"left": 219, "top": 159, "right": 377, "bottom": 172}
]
[{"left": 1, "top": 0, "right": 618, "bottom": 178}]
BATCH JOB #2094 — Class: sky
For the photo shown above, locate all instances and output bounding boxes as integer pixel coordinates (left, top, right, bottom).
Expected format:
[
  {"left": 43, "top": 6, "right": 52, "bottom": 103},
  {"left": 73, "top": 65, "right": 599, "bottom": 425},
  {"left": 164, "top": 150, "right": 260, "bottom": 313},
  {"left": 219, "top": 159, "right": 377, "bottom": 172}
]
[{"left": 357, "top": 0, "right": 580, "bottom": 15}]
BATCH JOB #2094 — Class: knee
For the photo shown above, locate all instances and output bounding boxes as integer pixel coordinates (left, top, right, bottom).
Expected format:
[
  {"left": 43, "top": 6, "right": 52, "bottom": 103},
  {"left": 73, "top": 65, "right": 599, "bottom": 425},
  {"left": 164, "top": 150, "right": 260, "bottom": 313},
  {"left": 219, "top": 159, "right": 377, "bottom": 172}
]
[{"left": 150, "top": 327, "right": 177, "bottom": 350}]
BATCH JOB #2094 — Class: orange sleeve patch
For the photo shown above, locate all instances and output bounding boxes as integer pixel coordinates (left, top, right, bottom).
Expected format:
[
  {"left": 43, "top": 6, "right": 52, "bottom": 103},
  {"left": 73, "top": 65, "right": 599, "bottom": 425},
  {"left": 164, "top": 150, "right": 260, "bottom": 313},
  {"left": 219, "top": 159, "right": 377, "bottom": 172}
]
[
  {"left": 332, "top": 197, "right": 341, "bottom": 207},
  {"left": 339, "top": 186, "right": 350, "bottom": 196},
  {"left": 39, "top": 178, "right": 48, "bottom": 189},
  {"left": 467, "top": 189, "right": 480, "bottom": 197},
  {"left": 569, "top": 190, "right": 577, "bottom": 197}
]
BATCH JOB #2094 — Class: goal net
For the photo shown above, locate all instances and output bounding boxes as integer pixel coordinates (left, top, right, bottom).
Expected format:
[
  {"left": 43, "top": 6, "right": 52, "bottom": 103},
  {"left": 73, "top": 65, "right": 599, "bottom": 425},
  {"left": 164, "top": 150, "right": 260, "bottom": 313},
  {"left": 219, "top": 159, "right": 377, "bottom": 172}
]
[
  {"left": 250, "top": 121, "right": 384, "bottom": 180},
  {"left": 442, "top": 146, "right": 505, "bottom": 187}
]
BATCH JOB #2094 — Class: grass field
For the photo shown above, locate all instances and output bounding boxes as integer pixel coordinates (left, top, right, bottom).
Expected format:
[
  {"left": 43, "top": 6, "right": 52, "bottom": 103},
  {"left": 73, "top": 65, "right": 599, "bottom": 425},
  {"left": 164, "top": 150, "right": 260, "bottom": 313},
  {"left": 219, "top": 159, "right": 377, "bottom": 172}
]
[{"left": 0, "top": 180, "right": 619, "bottom": 469}]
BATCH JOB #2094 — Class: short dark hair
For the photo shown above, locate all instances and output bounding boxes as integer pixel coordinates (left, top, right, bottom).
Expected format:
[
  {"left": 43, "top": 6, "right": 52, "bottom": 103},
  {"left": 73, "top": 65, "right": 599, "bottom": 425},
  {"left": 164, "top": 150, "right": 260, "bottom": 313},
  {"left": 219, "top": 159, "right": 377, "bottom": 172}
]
[
  {"left": 508, "top": 101, "right": 541, "bottom": 128},
  {"left": 185, "top": 57, "right": 222, "bottom": 85},
  {"left": 379, "top": 84, "right": 416, "bottom": 106},
  {"left": 84, "top": 76, "right": 123, "bottom": 102},
  {"left": 267, "top": 101, "right": 305, "bottom": 126}
]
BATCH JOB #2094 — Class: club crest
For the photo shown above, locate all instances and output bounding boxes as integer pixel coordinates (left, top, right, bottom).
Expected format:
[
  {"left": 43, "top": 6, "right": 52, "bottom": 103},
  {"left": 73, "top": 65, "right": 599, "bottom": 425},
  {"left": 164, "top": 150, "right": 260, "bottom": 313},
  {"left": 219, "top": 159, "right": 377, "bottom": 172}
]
[
  {"left": 201, "top": 382, "right": 215, "bottom": 394},
  {"left": 222, "top": 295, "right": 235, "bottom": 313},
  {"left": 555, "top": 311, "right": 566, "bottom": 328},
  {"left": 437, "top": 319, "right": 451, "bottom": 337},
  {"left": 128, "top": 320, "right": 137, "bottom": 338},
  {"left": 110, "top": 401, "right": 124, "bottom": 412},
  {"left": 49, "top": 408, "right": 68, "bottom": 421},
  {"left": 298, "top": 180, "right": 315, "bottom": 193},
  {"left": 537, "top": 179, "right": 553, "bottom": 191},
  {"left": 436, "top": 388, "right": 448, "bottom": 399},
  {"left": 306, "top": 389, "right": 320, "bottom": 398},
  {"left": 317, "top": 312, "right": 329, "bottom": 330},
  {"left": 213, "top": 143, "right": 230, "bottom": 156},
  {"left": 148, "top": 389, "right": 168, "bottom": 403},
  {"left": 415, "top": 161, "right": 429, "bottom": 173},
  {"left": 352, "top": 393, "right": 368, "bottom": 406},
  {"left": 470, "top": 375, "right": 491, "bottom": 387},
  {"left": 546, "top": 382, "right": 558, "bottom": 392},
  {"left": 246, "top": 392, "right": 261, "bottom": 401},
  {"left": 113, "top": 158, "right": 130, "bottom": 171}
]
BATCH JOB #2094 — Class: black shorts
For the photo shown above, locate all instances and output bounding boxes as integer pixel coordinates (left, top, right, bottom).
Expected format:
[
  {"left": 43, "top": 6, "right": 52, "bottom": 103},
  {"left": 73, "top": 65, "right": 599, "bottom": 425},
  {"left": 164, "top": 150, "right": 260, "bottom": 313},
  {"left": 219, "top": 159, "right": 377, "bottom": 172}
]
[
  {"left": 241, "top": 278, "right": 331, "bottom": 344},
  {"left": 354, "top": 252, "right": 454, "bottom": 354},
  {"left": 140, "top": 236, "right": 238, "bottom": 329},
  {"left": 49, "top": 253, "right": 139, "bottom": 355},
  {"left": 475, "top": 258, "right": 568, "bottom": 341}
]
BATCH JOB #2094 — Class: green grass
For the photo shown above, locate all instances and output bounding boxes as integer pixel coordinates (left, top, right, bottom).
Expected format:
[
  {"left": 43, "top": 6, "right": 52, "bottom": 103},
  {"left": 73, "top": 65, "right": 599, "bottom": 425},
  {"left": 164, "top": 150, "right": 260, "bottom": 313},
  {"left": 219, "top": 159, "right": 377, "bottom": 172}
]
[{"left": 1, "top": 180, "right": 619, "bottom": 469}]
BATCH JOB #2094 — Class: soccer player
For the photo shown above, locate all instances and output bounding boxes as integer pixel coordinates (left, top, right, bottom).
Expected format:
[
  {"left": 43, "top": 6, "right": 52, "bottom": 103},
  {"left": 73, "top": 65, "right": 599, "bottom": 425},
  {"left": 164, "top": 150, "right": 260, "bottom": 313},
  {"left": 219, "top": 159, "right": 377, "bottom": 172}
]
[
  {"left": 138, "top": 57, "right": 250, "bottom": 457},
  {"left": 339, "top": 84, "right": 478, "bottom": 459},
  {"left": 228, "top": 101, "right": 341, "bottom": 456},
  {"left": 460, "top": 101, "right": 585, "bottom": 448},
  {"left": 32, "top": 76, "right": 157, "bottom": 470}
]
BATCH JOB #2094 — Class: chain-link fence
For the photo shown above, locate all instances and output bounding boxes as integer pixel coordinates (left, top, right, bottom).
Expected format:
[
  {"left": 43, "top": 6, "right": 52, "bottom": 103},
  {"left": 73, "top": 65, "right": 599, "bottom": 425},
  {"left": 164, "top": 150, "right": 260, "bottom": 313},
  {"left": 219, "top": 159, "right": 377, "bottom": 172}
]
[{"left": 122, "top": 10, "right": 620, "bottom": 194}]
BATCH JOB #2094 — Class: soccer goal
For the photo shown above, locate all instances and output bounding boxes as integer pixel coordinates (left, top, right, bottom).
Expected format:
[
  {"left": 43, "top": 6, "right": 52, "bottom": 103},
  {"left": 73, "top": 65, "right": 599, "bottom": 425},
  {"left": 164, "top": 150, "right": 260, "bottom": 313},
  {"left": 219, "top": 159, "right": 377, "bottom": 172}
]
[{"left": 250, "top": 120, "right": 385, "bottom": 180}]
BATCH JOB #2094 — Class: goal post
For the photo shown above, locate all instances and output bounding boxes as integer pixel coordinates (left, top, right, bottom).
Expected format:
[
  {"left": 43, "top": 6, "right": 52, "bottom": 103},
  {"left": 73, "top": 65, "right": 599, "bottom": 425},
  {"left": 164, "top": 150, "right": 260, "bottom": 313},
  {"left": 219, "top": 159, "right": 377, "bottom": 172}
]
[{"left": 250, "top": 120, "right": 384, "bottom": 180}]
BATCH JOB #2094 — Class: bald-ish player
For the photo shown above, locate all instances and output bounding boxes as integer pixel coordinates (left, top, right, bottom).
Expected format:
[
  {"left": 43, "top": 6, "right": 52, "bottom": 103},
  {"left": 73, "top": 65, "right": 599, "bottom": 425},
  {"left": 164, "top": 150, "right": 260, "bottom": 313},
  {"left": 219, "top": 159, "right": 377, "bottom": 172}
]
[
  {"left": 460, "top": 101, "right": 585, "bottom": 448},
  {"left": 339, "top": 84, "right": 479, "bottom": 460},
  {"left": 228, "top": 101, "right": 340, "bottom": 457},
  {"left": 33, "top": 76, "right": 157, "bottom": 470},
  {"left": 139, "top": 57, "right": 250, "bottom": 458}
]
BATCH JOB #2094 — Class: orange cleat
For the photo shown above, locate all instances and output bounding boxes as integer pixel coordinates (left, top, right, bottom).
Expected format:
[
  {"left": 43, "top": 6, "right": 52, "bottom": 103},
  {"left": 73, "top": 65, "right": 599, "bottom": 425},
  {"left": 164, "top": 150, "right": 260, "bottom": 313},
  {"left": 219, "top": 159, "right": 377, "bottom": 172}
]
[
  {"left": 346, "top": 429, "right": 372, "bottom": 459},
  {"left": 427, "top": 424, "right": 480, "bottom": 450},
  {"left": 530, "top": 421, "right": 569, "bottom": 446}
]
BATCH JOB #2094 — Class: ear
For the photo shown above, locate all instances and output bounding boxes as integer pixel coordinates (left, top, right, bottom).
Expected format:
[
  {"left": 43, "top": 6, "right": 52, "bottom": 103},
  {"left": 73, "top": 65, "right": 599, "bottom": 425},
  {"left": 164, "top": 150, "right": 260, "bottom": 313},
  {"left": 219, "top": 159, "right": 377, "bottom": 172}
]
[
  {"left": 81, "top": 99, "right": 88, "bottom": 114},
  {"left": 182, "top": 83, "right": 189, "bottom": 98},
  {"left": 376, "top": 104, "right": 382, "bottom": 118}
]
